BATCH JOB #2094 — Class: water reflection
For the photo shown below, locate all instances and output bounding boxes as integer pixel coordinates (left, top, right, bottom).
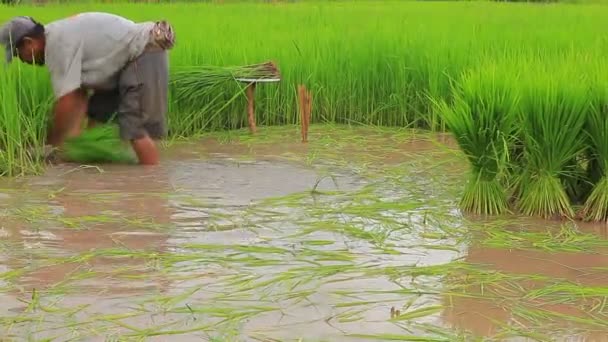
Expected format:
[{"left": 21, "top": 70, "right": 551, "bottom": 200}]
[
  {"left": 441, "top": 220, "right": 608, "bottom": 341},
  {"left": 0, "top": 166, "right": 168, "bottom": 303},
  {"left": 0, "top": 128, "right": 603, "bottom": 340}
]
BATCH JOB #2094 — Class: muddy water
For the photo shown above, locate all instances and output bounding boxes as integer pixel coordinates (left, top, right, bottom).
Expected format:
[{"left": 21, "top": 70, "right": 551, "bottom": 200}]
[{"left": 1, "top": 126, "right": 607, "bottom": 341}]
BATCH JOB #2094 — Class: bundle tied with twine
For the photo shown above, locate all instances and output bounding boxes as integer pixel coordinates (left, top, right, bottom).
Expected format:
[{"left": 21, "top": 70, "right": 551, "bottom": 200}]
[
  {"left": 170, "top": 61, "right": 281, "bottom": 102},
  {"left": 60, "top": 61, "right": 280, "bottom": 164}
]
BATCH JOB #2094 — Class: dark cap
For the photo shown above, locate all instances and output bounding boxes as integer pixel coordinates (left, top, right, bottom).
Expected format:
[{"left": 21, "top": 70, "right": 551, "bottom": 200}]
[{"left": 0, "top": 16, "right": 38, "bottom": 63}]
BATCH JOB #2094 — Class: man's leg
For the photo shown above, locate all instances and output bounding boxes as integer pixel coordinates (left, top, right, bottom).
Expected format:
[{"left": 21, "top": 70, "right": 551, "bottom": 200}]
[{"left": 117, "top": 47, "right": 169, "bottom": 166}]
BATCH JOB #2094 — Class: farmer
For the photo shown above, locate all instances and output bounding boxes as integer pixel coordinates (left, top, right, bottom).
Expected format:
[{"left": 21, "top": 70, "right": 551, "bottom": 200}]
[{"left": 0, "top": 12, "right": 175, "bottom": 165}]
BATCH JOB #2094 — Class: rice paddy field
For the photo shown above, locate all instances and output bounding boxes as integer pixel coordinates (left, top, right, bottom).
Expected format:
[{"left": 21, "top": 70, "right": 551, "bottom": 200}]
[{"left": 2, "top": 0, "right": 608, "bottom": 341}]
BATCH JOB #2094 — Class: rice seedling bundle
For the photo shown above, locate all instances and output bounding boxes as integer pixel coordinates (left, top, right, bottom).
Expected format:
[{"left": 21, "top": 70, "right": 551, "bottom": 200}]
[
  {"left": 580, "top": 70, "right": 608, "bottom": 222},
  {"left": 434, "top": 62, "right": 520, "bottom": 216},
  {"left": 170, "top": 61, "right": 280, "bottom": 104},
  {"left": 61, "top": 124, "right": 136, "bottom": 164},
  {"left": 435, "top": 56, "right": 606, "bottom": 221},
  {"left": 512, "top": 63, "right": 590, "bottom": 220},
  {"left": 168, "top": 61, "right": 281, "bottom": 136}
]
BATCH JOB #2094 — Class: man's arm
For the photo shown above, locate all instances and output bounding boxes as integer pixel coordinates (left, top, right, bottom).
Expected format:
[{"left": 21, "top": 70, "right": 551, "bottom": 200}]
[
  {"left": 46, "top": 88, "right": 88, "bottom": 147},
  {"left": 44, "top": 33, "right": 86, "bottom": 147}
]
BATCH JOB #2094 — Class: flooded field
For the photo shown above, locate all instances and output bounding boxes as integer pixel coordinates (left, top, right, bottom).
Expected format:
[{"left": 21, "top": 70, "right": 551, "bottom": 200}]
[{"left": 1, "top": 125, "right": 608, "bottom": 341}]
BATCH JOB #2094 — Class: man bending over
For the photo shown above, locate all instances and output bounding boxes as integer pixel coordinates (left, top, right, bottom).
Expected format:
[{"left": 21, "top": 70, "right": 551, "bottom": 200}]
[{"left": 0, "top": 13, "right": 175, "bottom": 165}]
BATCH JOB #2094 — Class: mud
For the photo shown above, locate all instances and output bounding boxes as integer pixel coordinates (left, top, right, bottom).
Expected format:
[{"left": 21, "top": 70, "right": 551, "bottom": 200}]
[{"left": 0, "top": 126, "right": 607, "bottom": 341}]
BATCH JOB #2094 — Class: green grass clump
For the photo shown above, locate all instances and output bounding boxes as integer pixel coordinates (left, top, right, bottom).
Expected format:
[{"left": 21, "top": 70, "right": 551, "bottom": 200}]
[{"left": 62, "top": 125, "right": 137, "bottom": 164}]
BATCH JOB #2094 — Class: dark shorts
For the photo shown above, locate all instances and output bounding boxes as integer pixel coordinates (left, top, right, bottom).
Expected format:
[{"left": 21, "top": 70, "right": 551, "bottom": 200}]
[{"left": 87, "top": 47, "right": 169, "bottom": 141}]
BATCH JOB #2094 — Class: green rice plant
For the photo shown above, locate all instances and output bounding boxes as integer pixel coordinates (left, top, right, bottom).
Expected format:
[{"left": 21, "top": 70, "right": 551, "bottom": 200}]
[
  {"left": 513, "top": 61, "right": 590, "bottom": 219},
  {"left": 0, "top": 1, "right": 607, "bottom": 176},
  {"left": 0, "top": 61, "right": 52, "bottom": 176},
  {"left": 170, "top": 61, "right": 279, "bottom": 104},
  {"left": 580, "top": 68, "right": 608, "bottom": 222},
  {"left": 432, "top": 62, "right": 519, "bottom": 215},
  {"left": 61, "top": 124, "right": 137, "bottom": 164}
]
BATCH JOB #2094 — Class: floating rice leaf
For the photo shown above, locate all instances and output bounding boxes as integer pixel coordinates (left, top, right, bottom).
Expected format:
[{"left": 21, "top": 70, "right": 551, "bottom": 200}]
[
  {"left": 391, "top": 305, "right": 443, "bottom": 322},
  {"left": 346, "top": 333, "right": 449, "bottom": 342}
]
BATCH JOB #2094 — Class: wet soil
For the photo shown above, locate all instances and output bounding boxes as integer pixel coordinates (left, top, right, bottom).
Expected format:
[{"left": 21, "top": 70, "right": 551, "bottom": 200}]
[{"left": 0, "top": 125, "right": 607, "bottom": 341}]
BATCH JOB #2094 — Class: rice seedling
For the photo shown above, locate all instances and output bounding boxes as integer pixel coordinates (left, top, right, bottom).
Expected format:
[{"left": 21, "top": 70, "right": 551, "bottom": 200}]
[
  {"left": 1, "top": 2, "right": 608, "bottom": 340},
  {"left": 432, "top": 62, "right": 519, "bottom": 216},
  {"left": 580, "top": 68, "right": 608, "bottom": 222},
  {"left": 169, "top": 61, "right": 280, "bottom": 131},
  {"left": 0, "top": 60, "right": 52, "bottom": 176},
  {"left": 512, "top": 60, "right": 591, "bottom": 220},
  {"left": 476, "top": 221, "right": 608, "bottom": 253},
  {"left": 171, "top": 61, "right": 280, "bottom": 91},
  {"left": 0, "top": 1, "right": 606, "bottom": 180},
  {"left": 345, "top": 333, "right": 453, "bottom": 341},
  {"left": 61, "top": 124, "right": 137, "bottom": 164},
  {"left": 1, "top": 140, "right": 607, "bottom": 341}
]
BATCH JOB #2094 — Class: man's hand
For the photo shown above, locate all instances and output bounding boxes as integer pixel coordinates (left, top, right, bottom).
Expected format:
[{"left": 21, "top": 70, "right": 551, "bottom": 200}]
[
  {"left": 41, "top": 144, "right": 61, "bottom": 164},
  {"left": 47, "top": 88, "right": 88, "bottom": 147},
  {"left": 26, "top": 144, "right": 61, "bottom": 164}
]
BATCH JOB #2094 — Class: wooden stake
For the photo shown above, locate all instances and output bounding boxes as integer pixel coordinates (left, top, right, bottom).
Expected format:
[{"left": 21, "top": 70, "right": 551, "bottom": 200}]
[
  {"left": 298, "top": 85, "right": 304, "bottom": 141},
  {"left": 298, "top": 85, "right": 312, "bottom": 143},
  {"left": 299, "top": 85, "right": 306, "bottom": 143},
  {"left": 246, "top": 82, "right": 257, "bottom": 134},
  {"left": 306, "top": 88, "right": 312, "bottom": 140}
]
